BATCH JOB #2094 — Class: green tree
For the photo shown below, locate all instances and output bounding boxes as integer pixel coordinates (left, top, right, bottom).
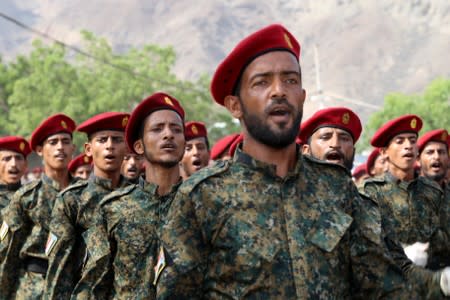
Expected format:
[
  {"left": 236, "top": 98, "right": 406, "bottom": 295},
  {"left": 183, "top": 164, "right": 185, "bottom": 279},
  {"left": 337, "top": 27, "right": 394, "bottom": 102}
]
[{"left": 359, "top": 77, "right": 450, "bottom": 151}]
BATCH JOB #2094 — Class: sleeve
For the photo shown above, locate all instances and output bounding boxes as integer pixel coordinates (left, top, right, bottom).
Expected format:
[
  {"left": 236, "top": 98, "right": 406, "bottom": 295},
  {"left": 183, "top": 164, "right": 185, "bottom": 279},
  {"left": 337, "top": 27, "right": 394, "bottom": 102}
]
[
  {"left": 43, "top": 192, "right": 80, "bottom": 300},
  {"left": 0, "top": 192, "right": 30, "bottom": 299},
  {"left": 156, "top": 188, "right": 207, "bottom": 299}
]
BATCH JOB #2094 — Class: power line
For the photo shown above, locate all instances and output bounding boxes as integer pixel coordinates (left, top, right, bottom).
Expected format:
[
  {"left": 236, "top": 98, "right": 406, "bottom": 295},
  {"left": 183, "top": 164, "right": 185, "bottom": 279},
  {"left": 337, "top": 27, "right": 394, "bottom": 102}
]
[{"left": 0, "top": 11, "right": 209, "bottom": 96}]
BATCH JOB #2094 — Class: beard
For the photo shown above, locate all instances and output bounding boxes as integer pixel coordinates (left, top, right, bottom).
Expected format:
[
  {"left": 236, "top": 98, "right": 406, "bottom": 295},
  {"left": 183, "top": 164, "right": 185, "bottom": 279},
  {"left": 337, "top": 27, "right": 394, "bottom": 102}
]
[
  {"left": 240, "top": 97, "right": 302, "bottom": 149},
  {"left": 142, "top": 143, "right": 182, "bottom": 169}
]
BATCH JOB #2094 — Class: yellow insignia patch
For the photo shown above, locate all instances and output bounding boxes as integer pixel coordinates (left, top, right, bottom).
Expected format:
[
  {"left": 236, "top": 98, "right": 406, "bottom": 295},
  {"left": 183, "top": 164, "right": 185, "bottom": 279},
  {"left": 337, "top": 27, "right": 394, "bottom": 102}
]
[
  {"left": 153, "top": 246, "right": 166, "bottom": 286},
  {"left": 45, "top": 232, "right": 58, "bottom": 256},
  {"left": 164, "top": 96, "right": 174, "bottom": 107},
  {"left": 0, "top": 221, "right": 9, "bottom": 241},
  {"left": 342, "top": 112, "right": 350, "bottom": 125},
  {"left": 122, "top": 116, "right": 129, "bottom": 128},
  {"left": 410, "top": 118, "right": 417, "bottom": 129},
  {"left": 83, "top": 156, "right": 90, "bottom": 163},
  {"left": 192, "top": 125, "right": 198, "bottom": 135},
  {"left": 441, "top": 131, "right": 448, "bottom": 141},
  {"left": 284, "top": 33, "right": 293, "bottom": 49},
  {"left": 61, "top": 120, "right": 67, "bottom": 129},
  {"left": 19, "top": 142, "right": 25, "bottom": 151}
]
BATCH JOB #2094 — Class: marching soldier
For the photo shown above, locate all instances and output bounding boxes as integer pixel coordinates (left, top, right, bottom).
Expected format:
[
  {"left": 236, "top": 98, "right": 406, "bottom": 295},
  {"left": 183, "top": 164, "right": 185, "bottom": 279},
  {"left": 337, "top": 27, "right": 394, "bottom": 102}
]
[
  {"left": 0, "top": 114, "right": 76, "bottom": 299},
  {"left": 68, "top": 153, "right": 93, "bottom": 180},
  {"left": 366, "top": 147, "right": 388, "bottom": 178},
  {"left": 209, "top": 133, "right": 240, "bottom": 161},
  {"left": 121, "top": 147, "right": 145, "bottom": 183},
  {"left": 180, "top": 121, "right": 210, "bottom": 179}
]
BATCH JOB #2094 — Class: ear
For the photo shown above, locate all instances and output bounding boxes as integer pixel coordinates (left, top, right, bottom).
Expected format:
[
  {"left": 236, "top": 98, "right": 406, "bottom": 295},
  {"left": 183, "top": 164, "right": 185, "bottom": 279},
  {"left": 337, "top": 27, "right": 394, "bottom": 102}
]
[
  {"left": 84, "top": 142, "right": 93, "bottom": 157},
  {"left": 133, "top": 139, "right": 144, "bottom": 155},
  {"left": 224, "top": 95, "right": 243, "bottom": 119},
  {"left": 301, "top": 144, "right": 310, "bottom": 155},
  {"left": 299, "top": 88, "right": 306, "bottom": 106},
  {"left": 35, "top": 145, "right": 43, "bottom": 157}
]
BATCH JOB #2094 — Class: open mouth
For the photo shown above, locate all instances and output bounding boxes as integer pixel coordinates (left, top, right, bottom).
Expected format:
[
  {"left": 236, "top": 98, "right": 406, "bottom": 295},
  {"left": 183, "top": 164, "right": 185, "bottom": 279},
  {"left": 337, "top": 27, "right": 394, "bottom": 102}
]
[
  {"left": 192, "top": 159, "right": 202, "bottom": 167},
  {"left": 325, "top": 151, "right": 343, "bottom": 161},
  {"left": 105, "top": 154, "right": 116, "bottom": 161},
  {"left": 430, "top": 162, "right": 442, "bottom": 171},
  {"left": 55, "top": 154, "right": 66, "bottom": 159},
  {"left": 161, "top": 142, "right": 176, "bottom": 151},
  {"left": 403, "top": 152, "right": 414, "bottom": 159}
]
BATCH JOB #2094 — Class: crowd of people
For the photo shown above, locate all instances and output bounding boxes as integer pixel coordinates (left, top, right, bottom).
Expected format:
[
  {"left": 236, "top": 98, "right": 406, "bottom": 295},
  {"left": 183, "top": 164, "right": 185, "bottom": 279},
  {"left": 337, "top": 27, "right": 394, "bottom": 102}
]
[{"left": 0, "top": 23, "right": 449, "bottom": 299}]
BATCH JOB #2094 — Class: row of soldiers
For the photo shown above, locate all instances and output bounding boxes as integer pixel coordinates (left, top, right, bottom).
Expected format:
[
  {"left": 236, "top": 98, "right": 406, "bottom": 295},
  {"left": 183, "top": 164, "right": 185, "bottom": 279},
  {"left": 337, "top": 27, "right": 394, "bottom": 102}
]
[{"left": 0, "top": 23, "right": 449, "bottom": 299}]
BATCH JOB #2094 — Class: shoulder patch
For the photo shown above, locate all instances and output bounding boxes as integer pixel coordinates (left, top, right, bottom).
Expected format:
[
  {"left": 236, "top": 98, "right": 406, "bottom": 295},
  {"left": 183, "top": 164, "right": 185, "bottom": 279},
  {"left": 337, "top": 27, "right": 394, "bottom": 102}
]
[
  {"left": 15, "top": 179, "right": 41, "bottom": 197},
  {"left": 100, "top": 184, "right": 137, "bottom": 206},
  {"left": 179, "top": 160, "right": 230, "bottom": 194},
  {"left": 60, "top": 180, "right": 89, "bottom": 196}
]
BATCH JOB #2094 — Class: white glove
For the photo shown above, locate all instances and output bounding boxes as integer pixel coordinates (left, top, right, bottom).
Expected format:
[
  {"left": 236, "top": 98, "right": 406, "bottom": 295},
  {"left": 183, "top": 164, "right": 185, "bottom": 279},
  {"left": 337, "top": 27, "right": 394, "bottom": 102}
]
[
  {"left": 441, "top": 267, "right": 450, "bottom": 296},
  {"left": 403, "top": 241, "right": 429, "bottom": 267}
]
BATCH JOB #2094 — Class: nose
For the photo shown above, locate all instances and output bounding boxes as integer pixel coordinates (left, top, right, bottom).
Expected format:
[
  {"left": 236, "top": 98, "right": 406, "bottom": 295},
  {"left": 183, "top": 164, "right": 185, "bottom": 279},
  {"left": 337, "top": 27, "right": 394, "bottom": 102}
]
[
  {"left": 329, "top": 133, "right": 340, "bottom": 148},
  {"left": 105, "top": 137, "right": 115, "bottom": 148},
  {"left": 162, "top": 127, "right": 174, "bottom": 140},
  {"left": 270, "top": 77, "right": 286, "bottom": 99}
]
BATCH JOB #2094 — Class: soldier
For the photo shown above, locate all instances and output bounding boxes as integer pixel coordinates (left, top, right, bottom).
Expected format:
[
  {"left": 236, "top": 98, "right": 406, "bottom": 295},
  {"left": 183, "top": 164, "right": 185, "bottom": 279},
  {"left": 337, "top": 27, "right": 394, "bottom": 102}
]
[
  {"left": 156, "top": 24, "right": 450, "bottom": 298},
  {"left": 366, "top": 147, "right": 388, "bottom": 178},
  {"left": 0, "top": 114, "right": 76, "bottom": 299},
  {"left": 68, "top": 153, "right": 93, "bottom": 180},
  {"left": 417, "top": 129, "right": 449, "bottom": 187},
  {"left": 362, "top": 115, "right": 450, "bottom": 272},
  {"left": 0, "top": 136, "right": 31, "bottom": 219},
  {"left": 209, "top": 133, "right": 240, "bottom": 161},
  {"left": 180, "top": 121, "right": 210, "bottom": 179},
  {"left": 121, "top": 147, "right": 145, "bottom": 182},
  {"left": 73, "top": 92, "right": 186, "bottom": 299},
  {"left": 352, "top": 164, "right": 369, "bottom": 185},
  {"left": 44, "top": 112, "right": 129, "bottom": 299}
]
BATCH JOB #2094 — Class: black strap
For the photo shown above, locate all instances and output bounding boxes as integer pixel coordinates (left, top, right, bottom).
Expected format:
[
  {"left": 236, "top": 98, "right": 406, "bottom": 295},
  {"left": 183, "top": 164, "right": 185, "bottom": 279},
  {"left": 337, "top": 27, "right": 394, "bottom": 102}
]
[{"left": 25, "top": 257, "right": 48, "bottom": 275}]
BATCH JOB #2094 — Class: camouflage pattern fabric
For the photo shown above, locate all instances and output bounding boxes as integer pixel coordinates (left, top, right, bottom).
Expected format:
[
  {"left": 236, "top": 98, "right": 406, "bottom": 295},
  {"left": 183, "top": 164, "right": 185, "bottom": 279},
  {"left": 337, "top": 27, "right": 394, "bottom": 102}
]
[
  {"left": 0, "top": 182, "right": 21, "bottom": 224},
  {"left": 43, "top": 175, "right": 129, "bottom": 300},
  {"left": 362, "top": 173, "right": 449, "bottom": 271},
  {"left": 73, "top": 176, "right": 182, "bottom": 299},
  {"left": 0, "top": 175, "right": 71, "bottom": 300},
  {"left": 156, "top": 148, "right": 425, "bottom": 299}
]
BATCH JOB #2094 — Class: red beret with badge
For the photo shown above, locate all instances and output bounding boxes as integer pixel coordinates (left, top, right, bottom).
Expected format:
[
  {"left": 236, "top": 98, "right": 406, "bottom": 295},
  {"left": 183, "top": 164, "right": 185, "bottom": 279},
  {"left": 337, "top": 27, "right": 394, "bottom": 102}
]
[
  {"left": 417, "top": 129, "right": 449, "bottom": 152},
  {"left": 210, "top": 133, "right": 240, "bottom": 160},
  {"left": 125, "top": 92, "right": 185, "bottom": 152},
  {"left": 371, "top": 114, "right": 422, "bottom": 147},
  {"left": 77, "top": 112, "right": 130, "bottom": 136},
  {"left": 0, "top": 136, "right": 32, "bottom": 157},
  {"left": 298, "top": 107, "right": 362, "bottom": 144},
  {"left": 211, "top": 24, "right": 301, "bottom": 106},
  {"left": 185, "top": 121, "right": 208, "bottom": 141},
  {"left": 68, "top": 153, "right": 93, "bottom": 173},
  {"left": 30, "top": 113, "right": 76, "bottom": 151}
]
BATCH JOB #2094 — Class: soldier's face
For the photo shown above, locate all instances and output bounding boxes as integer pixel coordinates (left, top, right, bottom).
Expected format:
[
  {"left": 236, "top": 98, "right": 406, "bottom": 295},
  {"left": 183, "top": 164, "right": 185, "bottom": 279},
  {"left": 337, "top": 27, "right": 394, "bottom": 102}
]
[
  {"left": 136, "top": 110, "right": 185, "bottom": 169},
  {"left": 303, "top": 127, "right": 355, "bottom": 170},
  {"left": 181, "top": 137, "right": 210, "bottom": 177},
  {"left": 72, "top": 164, "right": 92, "bottom": 180},
  {"left": 418, "top": 141, "right": 448, "bottom": 183},
  {"left": 370, "top": 154, "right": 388, "bottom": 177},
  {"left": 384, "top": 133, "right": 418, "bottom": 172},
  {"left": 37, "top": 133, "right": 74, "bottom": 171},
  {"left": 85, "top": 130, "right": 126, "bottom": 177},
  {"left": 0, "top": 150, "right": 27, "bottom": 185},
  {"left": 121, "top": 152, "right": 144, "bottom": 180},
  {"left": 230, "top": 51, "right": 305, "bottom": 148}
]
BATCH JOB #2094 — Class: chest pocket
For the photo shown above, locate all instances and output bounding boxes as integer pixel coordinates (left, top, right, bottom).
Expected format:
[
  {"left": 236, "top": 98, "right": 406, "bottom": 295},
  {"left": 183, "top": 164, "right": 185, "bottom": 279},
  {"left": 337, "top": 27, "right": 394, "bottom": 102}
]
[{"left": 306, "top": 208, "right": 353, "bottom": 252}]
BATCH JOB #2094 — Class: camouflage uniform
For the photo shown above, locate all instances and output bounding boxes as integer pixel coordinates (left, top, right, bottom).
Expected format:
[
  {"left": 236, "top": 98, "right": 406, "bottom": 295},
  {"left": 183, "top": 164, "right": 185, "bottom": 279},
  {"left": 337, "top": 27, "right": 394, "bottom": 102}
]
[
  {"left": 362, "top": 173, "right": 449, "bottom": 271},
  {"left": 73, "top": 176, "right": 182, "bottom": 299},
  {"left": 43, "top": 174, "right": 128, "bottom": 300},
  {"left": 0, "top": 175, "right": 72, "bottom": 300},
  {"left": 156, "top": 148, "right": 441, "bottom": 299},
  {"left": 0, "top": 182, "right": 21, "bottom": 223}
]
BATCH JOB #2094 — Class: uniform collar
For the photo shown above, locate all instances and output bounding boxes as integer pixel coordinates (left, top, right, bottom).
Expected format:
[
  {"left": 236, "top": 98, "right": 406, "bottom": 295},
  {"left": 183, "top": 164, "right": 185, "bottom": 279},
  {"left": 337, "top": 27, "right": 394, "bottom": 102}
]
[
  {"left": 89, "top": 173, "right": 128, "bottom": 190},
  {"left": 138, "top": 175, "right": 183, "bottom": 198},
  {"left": 0, "top": 181, "right": 22, "bottom": 192}
]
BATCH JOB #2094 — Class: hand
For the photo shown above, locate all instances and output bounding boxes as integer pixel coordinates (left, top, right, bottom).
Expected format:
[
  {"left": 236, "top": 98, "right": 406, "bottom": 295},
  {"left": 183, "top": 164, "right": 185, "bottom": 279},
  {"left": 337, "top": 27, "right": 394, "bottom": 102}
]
[
  {"left": 441, "top": 267, "right": 450, "bottom": 296},
  {"left": 403, "top": 241, "right": 429, "bottom": 267}
]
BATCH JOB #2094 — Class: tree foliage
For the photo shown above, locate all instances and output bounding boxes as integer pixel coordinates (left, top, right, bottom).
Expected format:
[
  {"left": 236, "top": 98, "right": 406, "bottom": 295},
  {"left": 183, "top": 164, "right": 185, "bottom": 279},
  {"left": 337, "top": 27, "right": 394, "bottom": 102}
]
[
  {"left": 359, "top": 77, "right": 450, "bottom": 151},
  {"left": 0, "top": 31, "right": 239, "bottom": 151}
]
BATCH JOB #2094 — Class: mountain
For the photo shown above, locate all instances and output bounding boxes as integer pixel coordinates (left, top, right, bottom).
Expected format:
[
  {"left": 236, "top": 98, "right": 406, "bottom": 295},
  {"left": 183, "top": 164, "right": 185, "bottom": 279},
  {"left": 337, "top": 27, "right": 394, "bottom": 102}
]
[{"left": 1, "top": 0, "right": 449, "bottom": 121}]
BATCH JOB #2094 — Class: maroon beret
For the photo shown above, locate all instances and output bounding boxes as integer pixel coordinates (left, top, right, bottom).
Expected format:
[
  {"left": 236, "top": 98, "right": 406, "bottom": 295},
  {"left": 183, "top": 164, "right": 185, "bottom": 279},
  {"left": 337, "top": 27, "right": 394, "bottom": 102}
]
[
  {"left": 211, "top": 24, "right": 300, "bottom": 106},
  {"left": 210, "top": 133, "right": 240, "bottom": 160},
  {"left": 30, "top": 114, "right": 76, "bottom": 150},
  {"left": 228, "top": 133, "right": 243, "bottom": 158},
  {"left": 77, "top": 112, "right": 130, "bottom": 136},
  {"left": 417, "top": 129, "right": 449, "bottom": 152},
  {"left": 185, "top": 121, "right": 208, "bottom": 141},
  {"left": 365, "top": 148, "right": 381, "bottom": 174},
  {"left": 125, "top": 92, "right": 185, "bottom": 152},
  {"left": 298, "top": 107, "right": 362, "bottom": 143},
  {"left": 0, "top": 136, "right": 32, "bottom": 157},
  {"left": 352, "top": 163, "right": 367, "bottom": 179},
  {"left": 68, "top": 153, "right": 92, "bottom": 173},
  {"left": 371, "top": 114, "right": 422, "bottom": 147}
]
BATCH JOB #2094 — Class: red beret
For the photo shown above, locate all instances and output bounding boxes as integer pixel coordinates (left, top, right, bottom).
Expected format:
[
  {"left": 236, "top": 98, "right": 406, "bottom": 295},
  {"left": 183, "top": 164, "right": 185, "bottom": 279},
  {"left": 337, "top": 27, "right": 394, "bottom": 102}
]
[
  {"left": 0, "top": 136, "right": 32, "bottom": 157},
  {"left": 352, "top": 163, "right": 367, "bottom": 179},
  {"left": 30, "top": 114, "right": 76, "bottom": 150},
  {"left": 417, "top": 129, "right": 449, "bottom": 152},
  {"left": 210, "top": 133, "right": 240, "bottom": 160},
  {"left": 125, "top": 92, "right": 185, "bottom": 152},
  {"left": 371, "top": 114, "right": 422, "bottom": 147},
  {"left": 298, "top": 107, "right": 362, "bottom": 143},
  {"left": 77, "top": 112, "right": 130, "bottom": 136},
  {"left": 185, "top": 121, "right": 208, "bottom": 141},
  {"left": 68, "top": 153, "right": 92, "bottom": 173},
  {"left": 211, "top": 24, "right": 301, "bottom": 106},
  {"left": 228, "top": 133, "right": 243, "bottom": 158},
  {"left": 365, "top": 148, "right": 381, "bottom": 174}
]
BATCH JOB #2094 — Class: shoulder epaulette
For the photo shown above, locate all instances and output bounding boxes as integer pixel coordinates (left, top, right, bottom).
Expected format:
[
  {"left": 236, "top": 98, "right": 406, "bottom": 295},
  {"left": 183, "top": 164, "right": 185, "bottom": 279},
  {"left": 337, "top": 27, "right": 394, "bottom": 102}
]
[
  {"left": 15, "top": 179, "right": 41, "bottom": 197},
  {"left": 60, "top": 179, "right": 89, "bottom": 196},
  {"left": 100, "top": 184, "right": 137, "bottom": 206},
  {"left": 179, "top": 159, "right": 230, "bottom": 194}
]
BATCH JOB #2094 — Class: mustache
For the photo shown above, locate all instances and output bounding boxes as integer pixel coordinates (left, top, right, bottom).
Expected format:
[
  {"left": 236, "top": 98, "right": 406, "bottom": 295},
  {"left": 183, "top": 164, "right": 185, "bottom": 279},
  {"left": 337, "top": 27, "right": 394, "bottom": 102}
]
[{"left": 264, "top": 98, "right": 294, "bottom": 114}]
